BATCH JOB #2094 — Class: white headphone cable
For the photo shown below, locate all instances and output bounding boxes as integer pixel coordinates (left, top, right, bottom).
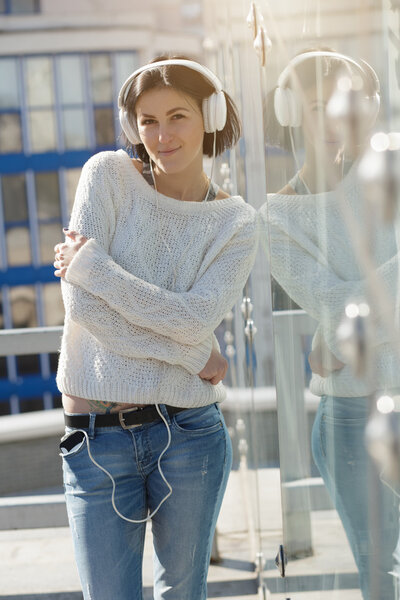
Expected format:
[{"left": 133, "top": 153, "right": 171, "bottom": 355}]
[{"left": 68, "top": 404, "right": 172, "bottom": 524}]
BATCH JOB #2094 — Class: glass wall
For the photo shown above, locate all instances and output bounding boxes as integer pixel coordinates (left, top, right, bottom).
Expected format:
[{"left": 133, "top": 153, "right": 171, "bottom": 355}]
[{"left": 205, "top": 0, "right": 400, "bottom": 597}]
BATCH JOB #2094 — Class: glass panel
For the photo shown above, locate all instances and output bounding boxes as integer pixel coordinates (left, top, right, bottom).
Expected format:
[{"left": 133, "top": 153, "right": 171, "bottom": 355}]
[
  {"left": 0, "top": 58, "right": 20, "bottom": 108},
  {"left": 10, "top": 0, "right": 38, "bottom": 13},
  {"left": 29, "top": 109, "right": 57, "bottom": 151},
  {"left": 39, "top": 222, "right": 62, "bottom": 264},
  {"left": 58, "top": 55, "right": 85, "bottom": 105},
  {"left": 0, "top": 113, "right": 22, "bottom": 153},
  {"left": 26, "top": 57, "right": 54, "bottom": 108},
  {"left": 94, "top": 107, "right": 115, "bottom": 146},
  {"left": 42, "top": 282, "right": 64, "bottom": 326},
  {"left": 114, "top": 52, "right": 139, "bottom": 90},
  {"left": 65, "top": 168, "right": 81, "bottom": 214},
  {"left": 90, "top": 54, "right": 113, "bottom": 104},
  {"left": 251, "top": 1, "right": 400, "bottom": 598},
  {"left": 2, "top": 174, "right": 27, "bottom": 222},
  {"left": 62, "top": 107, "right": 88, "bottom": 149},
  {"left": 9, "top": 286, "right": 37, "bottom": 327},
  {"left": 6, "top": 227, "right": 31, "bottom": 265},
  {"left": 35, "top": 172, "right": 60, "bottom": 219}
]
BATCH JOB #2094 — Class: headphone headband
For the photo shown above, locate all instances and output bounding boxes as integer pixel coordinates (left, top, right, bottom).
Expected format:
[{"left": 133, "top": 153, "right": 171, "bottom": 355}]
[
  {"left": 118, "top": 59, "right": 224, "bottom": 108},
  {"left": 277, "top": 51, "right": 380, "bottom": 93},
  {"left": 118, "top": 58, "right": 228, "bottom": 144},
  {"left": 274, "top": 50, "right": 380, "bottom": 129}
]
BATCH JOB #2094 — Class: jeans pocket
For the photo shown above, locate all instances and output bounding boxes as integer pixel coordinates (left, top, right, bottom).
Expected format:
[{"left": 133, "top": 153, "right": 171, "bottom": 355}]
[
  {"left": 171, "top": 403, "right": 223, "bottom": 435},
  {"left": 59, "top": 430, "right": 87, "bottom": 458}
]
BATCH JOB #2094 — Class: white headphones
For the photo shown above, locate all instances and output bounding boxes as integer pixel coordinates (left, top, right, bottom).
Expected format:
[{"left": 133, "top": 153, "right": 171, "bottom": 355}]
[
  {"left": 118, "top": 59, "right": 228, "bottom": 145},
  {"left": 274, "top": 51, "right": 380, "bottom": 128}
]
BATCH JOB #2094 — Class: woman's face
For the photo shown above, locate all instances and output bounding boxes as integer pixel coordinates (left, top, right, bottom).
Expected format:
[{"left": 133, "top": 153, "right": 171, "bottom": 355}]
[
  {"left": 302, "top": 76, "right": 344, "bottom": 151},
  {"left": 301, "top": 72, "right": 372, "bottom": 158},
  {"left": 135, "top": 86, "right": 205, "bottom": 174}
]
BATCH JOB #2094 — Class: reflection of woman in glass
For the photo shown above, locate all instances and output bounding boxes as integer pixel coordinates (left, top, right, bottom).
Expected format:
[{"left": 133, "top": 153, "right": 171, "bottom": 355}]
[
  {"left": 260, "top": 50, "right": 399, "bottom": 599},
  {"left": 53, "top": 56, "right": 259, "bottom": 599}
]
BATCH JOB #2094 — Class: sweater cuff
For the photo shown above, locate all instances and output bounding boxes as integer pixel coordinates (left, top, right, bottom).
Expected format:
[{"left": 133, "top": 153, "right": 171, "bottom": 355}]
[
  {"left": 181, "top": 336, "right": 213, "bottom": 375},
  {"left": 64, "top": 237, "right": 104, "bottom": 290}
]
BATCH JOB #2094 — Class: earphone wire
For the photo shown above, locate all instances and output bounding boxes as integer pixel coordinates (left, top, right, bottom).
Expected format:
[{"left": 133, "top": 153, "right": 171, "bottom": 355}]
[{"left": 71, "top": 406, "right": 172, "bottom": 524}]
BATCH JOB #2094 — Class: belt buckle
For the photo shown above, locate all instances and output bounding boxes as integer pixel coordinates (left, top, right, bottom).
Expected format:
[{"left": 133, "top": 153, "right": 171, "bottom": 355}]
[{"left": 118, "top": 407, "right": 142, "bottom": 430}]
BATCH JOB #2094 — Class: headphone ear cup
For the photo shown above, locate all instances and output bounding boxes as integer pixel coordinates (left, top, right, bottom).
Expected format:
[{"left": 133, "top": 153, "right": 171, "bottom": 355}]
[
  {"left": 274, "top": 87, "right": 290, "bottom": 126},
  {"left": 289, "top": 88, "right": 302, "bottom": 128},
  {"left": 215, "top": 91, "right": 227, "bottom": 131},
  {"left": 119, "top": 108, "right": 141, "bottom": 145},
  {"left": 274, "top": 87, "right": 302, "bottom": 127},
  {"left": 202, "top": 91, "right": 227, "bottom": 133}
]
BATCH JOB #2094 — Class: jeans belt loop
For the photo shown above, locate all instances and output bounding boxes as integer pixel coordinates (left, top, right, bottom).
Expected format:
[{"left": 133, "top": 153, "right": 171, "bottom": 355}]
[{"left": 88, "top": 413, "right": 97, "bottom": 439}]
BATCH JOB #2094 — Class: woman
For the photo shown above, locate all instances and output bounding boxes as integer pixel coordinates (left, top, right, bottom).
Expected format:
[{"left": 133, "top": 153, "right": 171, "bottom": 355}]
[
  {"left": 54, "top": 55, "right": 259, "bottom": 600},
  {"left": 260, "top": 50, "right": 399, "bottom": 599}
]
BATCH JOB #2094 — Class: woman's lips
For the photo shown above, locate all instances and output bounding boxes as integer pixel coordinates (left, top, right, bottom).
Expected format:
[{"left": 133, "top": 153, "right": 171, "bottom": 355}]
[{"left": 158, "top": 147, "right": 181, "bottom": 156}]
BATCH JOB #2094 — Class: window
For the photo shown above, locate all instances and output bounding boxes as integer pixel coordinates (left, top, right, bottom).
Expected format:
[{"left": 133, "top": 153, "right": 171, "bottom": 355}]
[
  {"left": 58, "top": 55, "right": 89, "bottom": 150},
  {"left": 2, "top": 174, "right": 31, "bottom": 266},
  {"left": 0, "top": 51, "right": 138, "bottom": 154},
  {"left": 2, "top": 174, "right": 28, "bottom": 223},
  {"left": 0, "top": 58, "right": 22, "bottom": 153},
  {"left": 90, "top": 54, "right": 113, "bottom": 104},
  {"left": 0, "top": 0, "right": 40, "bottom": 14},
  {"left": 90, "top": 54, "right": 115, "bottom": 146},
  {"left": 9, "top": 285, "right": 37, "bottom": 327},
  {"left": 0, "top": 114, "right": 22, "bottom": 152},
  {"left": 65, "top": 168, "right": 81, "bottom": 214},
  {"left": 94, "top": 107, "right": 115, "bottom": 146},
  {"left": 35, "top": 171, "right": 62, "bottom": 264},
  {"left": 26, "top": 57, "right": 57, "bottom": 152},
  {"left": 6, "top": 227, "right": 31, "bottom": 265},
  {"left": 42, "top": 283, "right": 64, "bottom": 326}
]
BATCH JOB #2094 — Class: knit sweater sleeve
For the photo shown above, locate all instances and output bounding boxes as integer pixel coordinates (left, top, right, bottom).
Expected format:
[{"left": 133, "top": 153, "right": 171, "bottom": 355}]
[
  {"left": 265, "top": 221, "right": 399, "bottom": 359},
  {"left": 62, "top": 280, "right": 214, "bottom": 374},
  {"left": 65, "top": 205, "right": 259, "bottom": 346},
  {"left": 62, "top": 152, "right": 213, "bottom": 373}
]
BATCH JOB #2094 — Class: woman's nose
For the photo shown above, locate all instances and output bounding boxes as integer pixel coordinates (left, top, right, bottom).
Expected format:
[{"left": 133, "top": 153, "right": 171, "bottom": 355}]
[{"left": 158, "top": 124, "right": 173, "bottom": 143}]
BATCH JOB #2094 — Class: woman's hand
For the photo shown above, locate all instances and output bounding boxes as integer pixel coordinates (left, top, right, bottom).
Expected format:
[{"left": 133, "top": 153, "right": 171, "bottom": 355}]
[
  {"left": 54, "top": 230, "right": 88, "bottom": 278},
  {"left": 308, "top": 343, "right": 345, "bottom": 377},
  {"left": 198, "top": 347, "right": 228, "bottom": 385}
]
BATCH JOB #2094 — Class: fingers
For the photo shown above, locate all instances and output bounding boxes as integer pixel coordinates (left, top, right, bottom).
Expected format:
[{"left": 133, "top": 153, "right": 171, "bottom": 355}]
[
  {"left": 54, "top": 265, "right": 67, "bottom": 278},
  {"left": 64, "top": 229, "right": 79, "bottom": 239}
]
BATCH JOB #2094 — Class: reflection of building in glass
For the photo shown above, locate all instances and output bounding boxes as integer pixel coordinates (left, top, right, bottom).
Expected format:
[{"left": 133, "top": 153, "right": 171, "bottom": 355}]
[{"left": 0, "top": 0, "right": 203, "bottom": 414}]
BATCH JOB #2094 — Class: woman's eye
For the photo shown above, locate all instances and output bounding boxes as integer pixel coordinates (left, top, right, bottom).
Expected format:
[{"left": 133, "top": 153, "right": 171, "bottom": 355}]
[
  {"left": 172, "top": 113, "right": 185, "bottom": 120},
  {"left": 141, "top": 119, "right": 156, "bottom": 125}
]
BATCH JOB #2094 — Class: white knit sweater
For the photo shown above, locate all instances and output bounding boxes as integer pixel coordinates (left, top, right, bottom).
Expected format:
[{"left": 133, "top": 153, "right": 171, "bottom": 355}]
[
  {"left": 260, "top": 167, "right": 400, "bottom": 398},
  {"left": 56, "top": 150, "right": 259, "bottom": 407}
]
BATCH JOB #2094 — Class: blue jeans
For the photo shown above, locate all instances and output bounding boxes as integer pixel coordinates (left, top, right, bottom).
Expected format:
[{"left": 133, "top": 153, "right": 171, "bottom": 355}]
[
  {"left": 60, "top": 402, "right": 232, "bottom": 600},
  {"left": 311, "top": 395, "right": 398, "bottom": 600}
]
